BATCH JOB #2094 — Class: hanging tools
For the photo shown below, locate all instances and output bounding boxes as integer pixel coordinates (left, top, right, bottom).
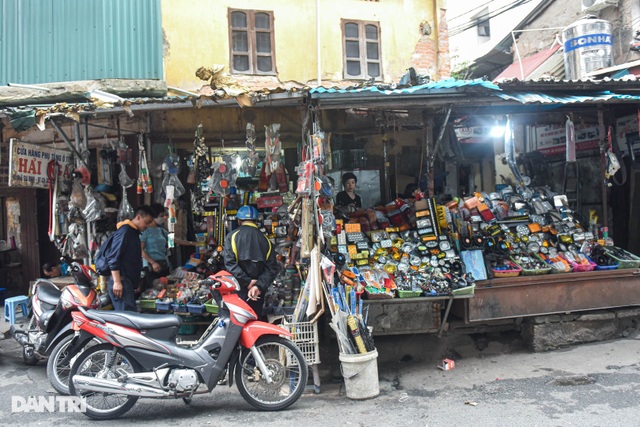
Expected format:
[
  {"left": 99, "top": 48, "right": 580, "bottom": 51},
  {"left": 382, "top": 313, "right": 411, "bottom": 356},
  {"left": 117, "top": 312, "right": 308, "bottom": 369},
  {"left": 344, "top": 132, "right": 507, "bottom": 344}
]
[{"left": 137, "top": 133, "right": 153, "bottom": 194}]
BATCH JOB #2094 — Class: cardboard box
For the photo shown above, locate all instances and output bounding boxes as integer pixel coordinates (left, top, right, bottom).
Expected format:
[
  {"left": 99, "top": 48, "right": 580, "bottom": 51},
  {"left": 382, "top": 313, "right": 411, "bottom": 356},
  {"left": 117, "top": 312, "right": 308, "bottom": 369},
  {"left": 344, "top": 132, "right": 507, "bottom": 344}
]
[{"left": 437, "top": 358, "right": 456, "bottom": 371}]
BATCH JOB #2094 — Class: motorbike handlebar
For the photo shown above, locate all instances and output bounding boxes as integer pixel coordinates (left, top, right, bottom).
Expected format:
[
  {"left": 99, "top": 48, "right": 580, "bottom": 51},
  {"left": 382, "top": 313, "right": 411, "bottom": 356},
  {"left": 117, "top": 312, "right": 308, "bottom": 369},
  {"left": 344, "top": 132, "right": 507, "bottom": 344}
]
[{"left": 200, "top": 278, "right": 219, "bottom": 289}]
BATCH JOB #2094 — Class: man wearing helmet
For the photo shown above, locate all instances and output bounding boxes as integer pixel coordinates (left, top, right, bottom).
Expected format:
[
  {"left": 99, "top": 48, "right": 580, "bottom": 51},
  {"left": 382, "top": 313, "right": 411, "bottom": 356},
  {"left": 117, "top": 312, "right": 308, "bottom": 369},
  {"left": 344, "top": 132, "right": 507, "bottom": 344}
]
[{"left": 223, "top": 205, "right": 279, "bottom": 318}]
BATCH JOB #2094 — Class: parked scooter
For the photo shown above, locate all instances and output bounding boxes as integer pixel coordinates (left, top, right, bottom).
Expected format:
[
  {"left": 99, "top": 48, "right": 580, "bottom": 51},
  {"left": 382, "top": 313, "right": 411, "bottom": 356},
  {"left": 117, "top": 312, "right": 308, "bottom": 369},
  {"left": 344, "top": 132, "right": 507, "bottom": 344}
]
[
  {"left": 10, "top": 258, "right": 102, "bottom": 394},
  {"left": 67, "top": 270, "right": 308, "bottom": 420}
]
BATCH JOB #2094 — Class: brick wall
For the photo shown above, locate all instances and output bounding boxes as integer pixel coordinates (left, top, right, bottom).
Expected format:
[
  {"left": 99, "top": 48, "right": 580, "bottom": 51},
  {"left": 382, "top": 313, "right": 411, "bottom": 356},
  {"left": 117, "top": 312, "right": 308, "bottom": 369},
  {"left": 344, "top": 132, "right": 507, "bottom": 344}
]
[{"left": 411, "top": 8, "right": 450, "bottom": 80}]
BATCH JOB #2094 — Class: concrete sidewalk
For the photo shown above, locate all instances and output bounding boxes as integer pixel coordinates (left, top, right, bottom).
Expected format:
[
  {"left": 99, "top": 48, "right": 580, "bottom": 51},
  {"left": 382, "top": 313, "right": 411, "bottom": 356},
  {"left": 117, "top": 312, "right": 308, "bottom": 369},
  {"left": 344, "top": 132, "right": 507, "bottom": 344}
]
[{"left": 2, "top": 303, "right": 640, "bottom": 426}]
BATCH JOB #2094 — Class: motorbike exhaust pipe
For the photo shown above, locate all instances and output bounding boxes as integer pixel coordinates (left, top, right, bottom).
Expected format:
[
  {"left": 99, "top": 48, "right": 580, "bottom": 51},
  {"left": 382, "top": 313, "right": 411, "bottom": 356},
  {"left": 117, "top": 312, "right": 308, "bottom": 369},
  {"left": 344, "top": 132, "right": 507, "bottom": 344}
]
[
  {"left": 10, "top": 325, "right": 30, "bottom": 347},
  {"left": 72, "top": 375, "right": 171, "bottom": 398}
]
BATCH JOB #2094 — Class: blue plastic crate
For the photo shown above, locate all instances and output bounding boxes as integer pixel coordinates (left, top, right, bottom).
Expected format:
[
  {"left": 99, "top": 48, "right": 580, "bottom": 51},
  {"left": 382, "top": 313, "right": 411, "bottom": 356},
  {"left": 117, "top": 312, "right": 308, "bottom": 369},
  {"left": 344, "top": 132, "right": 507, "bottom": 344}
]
[
  {"left": 156, "top": 300, "right": 173, "bottom": 312},
  {"left": 171, "top": 303, "right": 188, "bottom": 313},
  {"left": 187, "top": 302, "right": 205, "bottom": 314}
]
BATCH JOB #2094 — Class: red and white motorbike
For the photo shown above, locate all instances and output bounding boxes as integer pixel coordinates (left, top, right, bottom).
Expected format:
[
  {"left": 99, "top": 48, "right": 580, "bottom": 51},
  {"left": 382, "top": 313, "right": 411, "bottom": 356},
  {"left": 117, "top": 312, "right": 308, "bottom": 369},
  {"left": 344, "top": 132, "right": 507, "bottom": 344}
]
[{"left": 67, "top": 270, "right": 308, "bottom": 420}]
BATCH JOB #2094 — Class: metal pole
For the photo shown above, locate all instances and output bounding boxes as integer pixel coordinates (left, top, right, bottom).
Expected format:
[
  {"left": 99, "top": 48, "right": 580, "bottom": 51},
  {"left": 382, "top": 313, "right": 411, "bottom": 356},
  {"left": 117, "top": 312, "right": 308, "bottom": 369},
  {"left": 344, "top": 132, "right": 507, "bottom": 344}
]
[
  {"left": 598, "top": 106, "right": 608, "bottom": 231},
  {"left": 383, "top": 138, "right": 389, "bottom": 202},
  {"left": 49, "top": 119, "right": 89, "bottom": 170},
  {"left": 316, "top": 0, "right": 322, "bottom": 86},
  {"left": 512, "top": 31, "right": 525, "bottom": 80}
]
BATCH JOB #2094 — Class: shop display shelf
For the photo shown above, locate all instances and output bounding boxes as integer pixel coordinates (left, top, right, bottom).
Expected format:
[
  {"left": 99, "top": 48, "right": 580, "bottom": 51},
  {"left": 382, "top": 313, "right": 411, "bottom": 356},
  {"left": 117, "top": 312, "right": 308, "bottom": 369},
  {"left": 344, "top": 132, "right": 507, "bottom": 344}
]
[
  {"left": 563, "top": 255, "right": 597, "bottom": 272},
  {"left": 365, "top": 289, "right": 394, "bottom": 300},
  {"left": 594, "top": 263, "right": 618, "bottom": 271},
  {"left": 138, "top": 299, "right": 157, "bottom": 310},
  {"left": 396, "top": 290, "right": 422, "bottom": 298},
  {"left": 155, "top": 300, "right": 173, "bottom": 312},
  {"left": 187, "top": 302, "right": 206, "bottom": 314},
  {"left": 451, "top": 284, "right": 475, "bottom": 296},
  {"left": 603, "top": 247, "right": 640, "bottom": 269},
  {"left": 492, "top": 261, "right": 522, "bottom": 278},
  {"left": 204, "top": 299, "right": 219, "bottom": 315},
  {"left": 509, "top": 256, "right": 551, "bottom": 276},
  {"left": 171, "top": 303, "right": 188, "bottom": 313}
]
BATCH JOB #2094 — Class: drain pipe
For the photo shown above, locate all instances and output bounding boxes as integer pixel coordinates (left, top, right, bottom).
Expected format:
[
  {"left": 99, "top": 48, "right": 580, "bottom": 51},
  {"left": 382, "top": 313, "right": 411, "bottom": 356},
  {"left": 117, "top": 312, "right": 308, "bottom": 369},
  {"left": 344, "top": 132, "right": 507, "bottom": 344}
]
[
  {"left": 316, "top": 0, "right": 322, "bottom": 86},
  {"left": 432, "top": 0, "right": 440, "bottom": 80}
]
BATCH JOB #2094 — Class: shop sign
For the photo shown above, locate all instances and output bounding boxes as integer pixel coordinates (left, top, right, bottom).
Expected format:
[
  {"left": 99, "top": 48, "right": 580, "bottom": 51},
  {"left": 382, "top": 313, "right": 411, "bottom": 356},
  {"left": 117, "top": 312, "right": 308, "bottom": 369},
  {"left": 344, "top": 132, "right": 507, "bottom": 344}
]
[
  {"left": 454, "top": 126, "right": 493, "bottom": 143},
  {"left": 8, "top": 139, "right": 72, "bottom": 188},
  {"left": 535, "top": 125, "right": 599, "bottom": 155},
  {"left": 0, "top": 142, "right": 9, "bottom": 186},
  {"left": 615, "top": 114, "right": 639, "bottom": 154}
]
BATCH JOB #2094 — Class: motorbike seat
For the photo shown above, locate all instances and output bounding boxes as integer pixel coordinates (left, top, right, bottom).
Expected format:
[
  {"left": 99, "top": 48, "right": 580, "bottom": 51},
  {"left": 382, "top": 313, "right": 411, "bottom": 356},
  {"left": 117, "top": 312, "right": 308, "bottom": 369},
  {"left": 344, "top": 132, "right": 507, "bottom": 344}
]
[
  {"left": 85, "top": 310, "right": 181, "bottom": 330},
  {"left": 36, "top": 280, "right": 62, "bottom": 306}
]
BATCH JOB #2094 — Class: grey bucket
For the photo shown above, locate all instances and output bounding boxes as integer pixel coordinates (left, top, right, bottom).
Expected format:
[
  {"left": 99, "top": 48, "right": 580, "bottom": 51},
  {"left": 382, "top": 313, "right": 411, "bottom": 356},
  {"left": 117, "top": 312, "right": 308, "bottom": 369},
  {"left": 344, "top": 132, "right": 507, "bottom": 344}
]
[{"left": 339, "top": 349, "right": 379, "bottom": 400}]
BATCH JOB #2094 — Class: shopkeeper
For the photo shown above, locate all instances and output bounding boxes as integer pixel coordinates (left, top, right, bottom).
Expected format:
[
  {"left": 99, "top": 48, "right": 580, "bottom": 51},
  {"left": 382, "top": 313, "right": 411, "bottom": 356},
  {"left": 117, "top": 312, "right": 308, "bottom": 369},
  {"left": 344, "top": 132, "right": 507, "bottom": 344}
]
[
  {"left": 173, "top": 197, "right": 204, "bottom": 265},
  {"left": 335, "top": 172, "right": 362, "bottom": 211},
  {"left": 139, "top": 204, "right": 171, "bottom": 293}
]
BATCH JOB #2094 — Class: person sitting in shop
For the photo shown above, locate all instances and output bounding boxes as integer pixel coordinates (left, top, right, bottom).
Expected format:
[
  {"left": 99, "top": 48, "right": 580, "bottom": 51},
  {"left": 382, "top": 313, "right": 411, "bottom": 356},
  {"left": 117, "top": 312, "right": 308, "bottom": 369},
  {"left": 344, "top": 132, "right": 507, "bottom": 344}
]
[
  {"left": 138, "top": 203, "right": 172, "bottom": 294},
  {"left": 43, "top": 261, "right": 64, "bottom": 278},
  {"left": 335, "top": 172, "right": 362, "bottom": 212},
  {"left": 223, "top": 205, "right": 279, "bottom": 320},
  {"left": 173, "top": 196, "right": 203, "bottom": 266}
]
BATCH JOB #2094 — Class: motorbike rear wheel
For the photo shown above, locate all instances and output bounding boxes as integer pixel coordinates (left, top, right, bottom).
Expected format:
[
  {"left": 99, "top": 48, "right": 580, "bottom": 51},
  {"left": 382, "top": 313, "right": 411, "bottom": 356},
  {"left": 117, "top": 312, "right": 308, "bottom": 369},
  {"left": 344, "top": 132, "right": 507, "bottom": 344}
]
[
  {"left": 235, "top": 336, "right": 308, "bottom": 411},
  {"left": 69, "top": 343, "right": 140, "bottom": 420},
  {"left": 47, "top": 334, "right": 99, "bottom": 395}
]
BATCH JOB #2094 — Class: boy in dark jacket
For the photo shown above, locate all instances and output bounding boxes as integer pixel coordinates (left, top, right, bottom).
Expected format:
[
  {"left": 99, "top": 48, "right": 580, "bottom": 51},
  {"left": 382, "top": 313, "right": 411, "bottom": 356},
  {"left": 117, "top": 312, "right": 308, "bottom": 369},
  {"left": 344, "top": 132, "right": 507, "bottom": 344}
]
[{"left": 103, "top": 206, "right": 155, "bottom": 311}]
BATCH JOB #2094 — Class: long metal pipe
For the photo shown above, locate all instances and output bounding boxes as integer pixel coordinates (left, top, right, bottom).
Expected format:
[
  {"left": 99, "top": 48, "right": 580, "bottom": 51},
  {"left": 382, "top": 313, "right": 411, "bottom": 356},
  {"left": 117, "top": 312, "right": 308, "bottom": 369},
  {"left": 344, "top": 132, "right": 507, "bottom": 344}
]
[
  {"left": 49, "top": 119, "right": 89, "bottom": 170},
  {"left": 316, "top": 0, "right": 322, "bottom": 86}
]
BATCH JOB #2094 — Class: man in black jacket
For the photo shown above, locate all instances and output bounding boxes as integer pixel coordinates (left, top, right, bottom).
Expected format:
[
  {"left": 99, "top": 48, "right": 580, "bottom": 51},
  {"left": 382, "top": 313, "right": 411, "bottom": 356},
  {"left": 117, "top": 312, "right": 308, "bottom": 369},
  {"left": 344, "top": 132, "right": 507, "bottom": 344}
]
[
  {"left": 223, "top": 205, "right": 279, "bottom": 318},
  {"left": 103, "top": 206, "right": 155, "bottom": 311}
]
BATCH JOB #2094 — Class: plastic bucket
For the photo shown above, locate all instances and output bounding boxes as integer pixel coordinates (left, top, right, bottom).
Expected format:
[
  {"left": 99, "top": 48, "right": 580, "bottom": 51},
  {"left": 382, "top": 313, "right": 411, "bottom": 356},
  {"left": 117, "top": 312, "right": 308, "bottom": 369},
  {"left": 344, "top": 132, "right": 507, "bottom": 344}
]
[{"left": 339, "top": 349, "right": 379, "bottom": 400}]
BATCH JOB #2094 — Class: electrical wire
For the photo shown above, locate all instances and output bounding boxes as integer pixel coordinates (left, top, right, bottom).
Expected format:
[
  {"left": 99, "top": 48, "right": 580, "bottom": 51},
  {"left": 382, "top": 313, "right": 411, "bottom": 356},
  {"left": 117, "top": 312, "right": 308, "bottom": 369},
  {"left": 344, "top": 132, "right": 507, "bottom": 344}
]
[
  {"left": 449, "top": 0, "right": 535, "bottom": 37},
  {"left": 447, "top": 0, "right": 501, "bottom": 22},
  {"left": 449, "top": 0, "right": 533, "bottom": 36}
]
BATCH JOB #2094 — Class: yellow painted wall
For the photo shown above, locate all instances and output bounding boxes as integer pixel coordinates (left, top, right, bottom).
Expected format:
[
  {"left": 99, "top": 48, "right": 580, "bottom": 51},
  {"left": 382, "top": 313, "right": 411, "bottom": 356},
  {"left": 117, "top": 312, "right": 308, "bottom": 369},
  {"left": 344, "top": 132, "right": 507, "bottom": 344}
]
[{"left": 162, "top": 0, "right": 443, "bottom": 90}]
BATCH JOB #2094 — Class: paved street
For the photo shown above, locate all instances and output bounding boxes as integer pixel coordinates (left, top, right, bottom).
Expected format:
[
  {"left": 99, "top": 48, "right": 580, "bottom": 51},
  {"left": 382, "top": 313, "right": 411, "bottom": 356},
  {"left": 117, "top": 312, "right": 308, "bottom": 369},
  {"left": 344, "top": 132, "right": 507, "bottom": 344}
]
[{"left": 1, "top": 315, "right": 640, "bottom": 427}]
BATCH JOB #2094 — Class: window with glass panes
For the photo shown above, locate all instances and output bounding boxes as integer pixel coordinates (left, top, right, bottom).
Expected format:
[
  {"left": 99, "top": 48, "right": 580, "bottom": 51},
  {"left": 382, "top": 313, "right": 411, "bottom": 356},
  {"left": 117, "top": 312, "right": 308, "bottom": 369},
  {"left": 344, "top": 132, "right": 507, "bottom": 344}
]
[
  {"left": 229, "top": 9, "right": 275, "bottom": 74},
  {"left": 342, "top": 20, "right": 381, "bottom": 80}
]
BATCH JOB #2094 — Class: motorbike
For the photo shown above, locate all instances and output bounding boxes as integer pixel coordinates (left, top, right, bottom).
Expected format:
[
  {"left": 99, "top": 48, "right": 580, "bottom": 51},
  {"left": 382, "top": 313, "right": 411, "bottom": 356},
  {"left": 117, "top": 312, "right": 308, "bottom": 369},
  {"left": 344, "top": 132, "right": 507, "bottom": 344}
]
[
  {"left": 67, "top": 270, "right": 308, "bottom": 420},
  {"left": 10, "top": 259, "right": 102, "bottom": 394}
]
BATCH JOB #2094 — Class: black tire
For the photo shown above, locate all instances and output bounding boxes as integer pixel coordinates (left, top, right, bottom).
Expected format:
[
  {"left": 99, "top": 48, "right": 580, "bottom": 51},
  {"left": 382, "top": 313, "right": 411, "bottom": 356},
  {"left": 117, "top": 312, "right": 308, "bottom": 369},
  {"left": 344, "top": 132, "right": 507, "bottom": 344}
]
[
  {"left": 47, "top": 334, "right": 99, "bottom": 395},
  {"left": 235, "top": 336, "right": 308, "bottom": 411},
  {"left": 23, "top": 345, "right": 40, "bottom": 365},
  {"left": 68, "top": 343, "right": 140, "bottom": 420}
]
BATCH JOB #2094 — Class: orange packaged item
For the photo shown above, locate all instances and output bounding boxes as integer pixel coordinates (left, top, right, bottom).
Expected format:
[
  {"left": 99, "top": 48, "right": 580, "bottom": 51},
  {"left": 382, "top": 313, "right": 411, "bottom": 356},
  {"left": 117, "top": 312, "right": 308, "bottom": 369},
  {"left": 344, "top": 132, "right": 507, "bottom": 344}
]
[
  {"left": 342, "top": 269, "right": 357, "bottom": 279},
  {"left": 463, "top": 196, "right": 480, "bottom": 210},
  {"left": 528, "top": 223, "right": 542, "bottom": 233},
  {"left": 345, "top": 223, "right": 361, "bottom": 233}
]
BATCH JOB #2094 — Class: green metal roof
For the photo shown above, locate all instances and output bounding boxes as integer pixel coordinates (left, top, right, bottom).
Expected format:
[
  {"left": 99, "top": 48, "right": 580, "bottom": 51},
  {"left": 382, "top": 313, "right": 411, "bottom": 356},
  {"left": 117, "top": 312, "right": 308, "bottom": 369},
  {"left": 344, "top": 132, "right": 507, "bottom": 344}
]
[{"left": 0, "top": 0, "right": 163, "bottom": 86}]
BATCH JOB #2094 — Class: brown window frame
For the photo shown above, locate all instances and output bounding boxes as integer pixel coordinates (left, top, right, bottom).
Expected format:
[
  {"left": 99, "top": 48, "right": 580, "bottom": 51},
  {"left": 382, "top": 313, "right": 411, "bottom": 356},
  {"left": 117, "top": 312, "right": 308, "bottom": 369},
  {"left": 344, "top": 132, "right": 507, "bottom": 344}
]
[
  {"left": 228, "top": 9, "right": 276, "bottom": 75},
  {"left": 341, "top": 19, "right": 382, "bottom": 80}
]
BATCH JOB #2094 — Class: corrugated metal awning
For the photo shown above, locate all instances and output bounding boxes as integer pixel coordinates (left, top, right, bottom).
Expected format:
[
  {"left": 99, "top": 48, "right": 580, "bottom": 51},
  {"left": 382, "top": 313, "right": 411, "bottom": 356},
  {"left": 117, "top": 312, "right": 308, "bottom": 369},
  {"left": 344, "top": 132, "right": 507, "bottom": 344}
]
[
  {"left": 309, "top": 78, "right": 501, "bottom": 97},
  {"left": 496, "top": 91, "right": 640, "bottom": 104}
]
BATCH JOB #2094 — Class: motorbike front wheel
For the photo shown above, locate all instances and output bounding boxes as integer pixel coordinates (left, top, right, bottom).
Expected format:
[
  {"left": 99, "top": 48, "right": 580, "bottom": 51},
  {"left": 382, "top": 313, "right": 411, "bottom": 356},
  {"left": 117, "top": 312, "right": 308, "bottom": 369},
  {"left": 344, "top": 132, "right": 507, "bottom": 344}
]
[
  {"left": 47, "top": 334, "right": 99, "bottom": 395},
  {"left": 69, "top": 343, "right": 140, "bottom": 420},
  {"left": 235, "top": 336, "right": 308, "bottom": 411}
]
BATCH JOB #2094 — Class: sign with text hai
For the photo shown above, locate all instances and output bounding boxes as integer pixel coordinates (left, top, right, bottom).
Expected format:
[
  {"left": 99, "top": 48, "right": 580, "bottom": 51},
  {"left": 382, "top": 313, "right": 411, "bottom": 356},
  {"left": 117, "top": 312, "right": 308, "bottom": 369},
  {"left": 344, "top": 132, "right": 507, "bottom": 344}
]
[{"left": 9, "top": 139, "right": 72, "bottom": 188}]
